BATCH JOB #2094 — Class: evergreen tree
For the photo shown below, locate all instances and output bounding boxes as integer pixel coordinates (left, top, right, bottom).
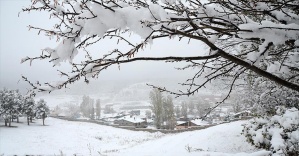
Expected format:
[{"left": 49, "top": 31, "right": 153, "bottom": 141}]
[
  {"left": 35, "top": 99, "right": 50, "bottom": 126},
  {"left": 0, "top": 89, "right": 21, "bottom": 127},
  {"left": 23, "top": 97, "right": 35, "bottom": 125}
]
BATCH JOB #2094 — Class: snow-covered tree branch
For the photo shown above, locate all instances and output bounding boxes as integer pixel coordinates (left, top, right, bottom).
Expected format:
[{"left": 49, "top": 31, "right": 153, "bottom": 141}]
[{"left": 21, "top": 0, "right": 299, "bottom": 98}]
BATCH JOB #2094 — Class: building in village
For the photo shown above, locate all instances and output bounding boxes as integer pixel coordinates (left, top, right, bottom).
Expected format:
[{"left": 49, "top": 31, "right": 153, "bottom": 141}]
[{"left": 114, "top": 115, "right": 147, "bottom": 128}]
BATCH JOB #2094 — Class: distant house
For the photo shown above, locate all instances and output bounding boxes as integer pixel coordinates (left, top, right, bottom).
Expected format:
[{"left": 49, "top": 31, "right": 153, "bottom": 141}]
[
  {"left": 114, "top": 115, "right": 147, "bottom": 128},
  {"left": 176, "top": 121, "right": 190, "bottom": 129}
]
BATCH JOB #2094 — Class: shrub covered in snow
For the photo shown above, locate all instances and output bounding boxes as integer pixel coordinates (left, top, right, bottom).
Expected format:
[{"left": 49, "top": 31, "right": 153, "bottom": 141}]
[{"left": 243, "top": 107, "right": 299, "bottom": 155}]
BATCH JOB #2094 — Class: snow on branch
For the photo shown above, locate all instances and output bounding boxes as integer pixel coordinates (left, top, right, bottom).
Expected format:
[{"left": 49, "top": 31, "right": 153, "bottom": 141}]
[{"left": 20, "top": 0, "right": 299, "bottom": 98}]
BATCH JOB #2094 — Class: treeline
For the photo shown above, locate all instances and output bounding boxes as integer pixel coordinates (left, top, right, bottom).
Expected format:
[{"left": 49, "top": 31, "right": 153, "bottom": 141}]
[
  {"left": 150, "top": 89, "right": 176, "bottom": 130},
  {"left": 150, "top": 89, "right": 211, "bottom": 130},
  {"left": 51, "top": 95, "right": 105, "bottom": 120},
  {"left": 80, "top": 95, "right": 101, "bottom": 120},
  {"left": 0, "top": 89, "right": 49, "bottom": 127}
]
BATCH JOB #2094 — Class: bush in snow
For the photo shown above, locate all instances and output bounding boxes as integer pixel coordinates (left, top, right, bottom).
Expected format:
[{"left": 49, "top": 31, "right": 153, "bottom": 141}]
[{"left": 243, "top": 107, "right": 299, "bottom": 155}]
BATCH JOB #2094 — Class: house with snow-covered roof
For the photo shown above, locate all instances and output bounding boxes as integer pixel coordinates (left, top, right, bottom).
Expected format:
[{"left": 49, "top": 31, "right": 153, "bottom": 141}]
[{"left": 114, "top": 115, "right": 147, "bottom": 128}]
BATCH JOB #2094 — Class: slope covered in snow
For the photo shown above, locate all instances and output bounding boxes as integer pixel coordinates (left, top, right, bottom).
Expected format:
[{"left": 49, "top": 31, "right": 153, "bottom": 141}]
[{"left": 0, "top": 118, "right": 269, "bottom": 155}]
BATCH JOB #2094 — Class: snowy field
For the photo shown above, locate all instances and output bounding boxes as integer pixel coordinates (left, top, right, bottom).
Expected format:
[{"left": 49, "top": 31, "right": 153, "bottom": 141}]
[{"left": 0, "top": 118, "right": 269, "bottom": 156}]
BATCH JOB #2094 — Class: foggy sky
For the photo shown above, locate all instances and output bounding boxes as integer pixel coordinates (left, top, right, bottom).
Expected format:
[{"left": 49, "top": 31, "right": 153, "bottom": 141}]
[{"left": 0, "top": 0, "right": 208, "bottom": 93}]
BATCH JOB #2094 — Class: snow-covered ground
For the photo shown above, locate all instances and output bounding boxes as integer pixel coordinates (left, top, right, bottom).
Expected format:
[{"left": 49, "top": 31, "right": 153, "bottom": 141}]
[{"left": 0, "top": 118, "right": 269, "bottom": 156}]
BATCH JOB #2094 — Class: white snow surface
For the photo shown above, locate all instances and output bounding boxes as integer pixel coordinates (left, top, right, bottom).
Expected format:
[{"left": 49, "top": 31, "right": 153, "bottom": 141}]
[{"left": 0, "top": 118, "right": 269, "bottom": 155}]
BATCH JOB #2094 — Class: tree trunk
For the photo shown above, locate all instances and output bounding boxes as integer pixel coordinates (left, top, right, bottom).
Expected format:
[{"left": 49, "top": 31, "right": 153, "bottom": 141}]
[
  {"left": 27, "top": 116, "right": 30, "bottom": 125},
  {"left": 8, "top": 119, "right": 11, "bottom": 127},
  {"left": 17, "top": 116, "right": 19, "bottom": 123},
  {"left": 4, "top": 119, "right": 7, "bottom": 126},
  {"left": 43, "top": 117, "right": 45, "bottom": 126}
]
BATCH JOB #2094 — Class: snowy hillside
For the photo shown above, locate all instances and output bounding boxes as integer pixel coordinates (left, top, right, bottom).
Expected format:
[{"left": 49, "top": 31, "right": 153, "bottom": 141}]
[{"left": 0, "top": 118, "right": 269, "bottom": 155}]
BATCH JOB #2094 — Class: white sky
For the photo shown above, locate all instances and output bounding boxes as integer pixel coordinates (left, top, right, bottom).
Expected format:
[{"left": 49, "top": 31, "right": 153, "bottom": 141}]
[{"left": 0, "top": 0, "right": 209, "bottom": 92}]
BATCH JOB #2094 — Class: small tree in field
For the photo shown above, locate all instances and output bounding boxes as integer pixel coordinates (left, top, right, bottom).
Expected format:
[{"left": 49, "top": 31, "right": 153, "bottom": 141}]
[
  {"left": 0, "top": 89, "right": 21, "bottom": 127},
  {"left": 23, "top": 97, "right": 35, "bottom": 125},
  {"left": 35, "top": 99, "right": 50, "bottom": 126}
]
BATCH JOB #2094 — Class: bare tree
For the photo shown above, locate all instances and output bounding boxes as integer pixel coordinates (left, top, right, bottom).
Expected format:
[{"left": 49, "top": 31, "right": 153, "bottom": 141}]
[{"left": 20, "top": 0, "right": 299, "bottom": 114}]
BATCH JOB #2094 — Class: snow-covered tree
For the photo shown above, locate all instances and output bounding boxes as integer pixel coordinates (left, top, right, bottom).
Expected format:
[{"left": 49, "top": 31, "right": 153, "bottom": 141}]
[
  {"left": 65, "top": 103, "right": 80, "bottom": 119},
  {"left": 21, "top": 0, "right": 299, "bottom": 104},
  {"left": 35, "top": 99, "right": 50, "bottom": 126},
  {"left": 11, "top": 90, "right": 23, "bottom": 123},
  {"left": 23, "top": 97, "right": 35, "bottom": 125},
  {"left": 150, "top": 89, "right": 163, "bottom": 129},
  {"left": 80, "top": 95, "right": 94, "bottom": 119},
  {"left": 243, "top": 107, "right": 299, "bottom": 155},
  {"left": 0, "top": 89, "right": 23, "bottom": 127},
  {"left": 51, "top": 105, "right": 62, "bottom": 116},
  {"left": 18, "top": 1, "right": 299, "bottom": 151}
]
